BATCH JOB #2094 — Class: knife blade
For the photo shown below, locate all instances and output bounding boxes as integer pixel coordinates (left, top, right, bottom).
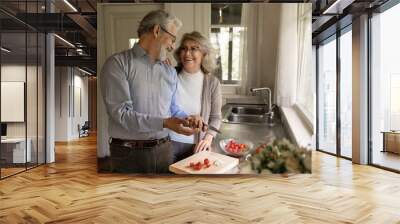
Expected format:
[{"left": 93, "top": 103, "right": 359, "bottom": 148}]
[
  {"left": 183, "top": 119, "right": 222, "bottom": 134},
  {"left": 205, "top": 124, "right": 222, "bottom": 134}
]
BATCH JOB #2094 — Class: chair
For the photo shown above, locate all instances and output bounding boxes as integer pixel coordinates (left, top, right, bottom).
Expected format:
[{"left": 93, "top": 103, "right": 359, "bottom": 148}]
[{"left": 79, "top": 121, "right": 90, "bottom": 138}]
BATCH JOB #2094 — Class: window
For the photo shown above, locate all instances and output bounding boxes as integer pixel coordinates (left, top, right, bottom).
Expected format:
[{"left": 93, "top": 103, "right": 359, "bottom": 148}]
[
  {"left": 129, "top": 38, "right": 139, "bottom": 49},
  {"left": 317, "top": 36, "right": 337, "bottom": 154},
  {"left": 210, "top": 4, "right": 243, "bottom": 84},
  {"left": 210, "top": 27, "right": 244, "bottom": 84},
  {"left": 370, "top": 2, "right": 400, "bottom": 171},
  {"left": 339, "top": 28, "right": 352, "bottom": 158},
  {"left": 0, "top": 1, "right": 47, "bottom": 179},
  {"left": 316, "top": 26, "right": 353, "bottom": 159}
]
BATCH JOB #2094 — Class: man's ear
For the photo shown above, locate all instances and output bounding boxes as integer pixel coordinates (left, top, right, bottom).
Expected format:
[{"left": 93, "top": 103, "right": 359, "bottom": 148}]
[{"left": 153, "top": 25, "right": 161, "bottom": 38}]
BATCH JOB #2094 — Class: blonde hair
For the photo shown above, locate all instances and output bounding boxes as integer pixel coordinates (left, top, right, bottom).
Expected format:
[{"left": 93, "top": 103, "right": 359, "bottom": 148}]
[{"left": 174, "top": 31, "right": 217, "bottom": 74}]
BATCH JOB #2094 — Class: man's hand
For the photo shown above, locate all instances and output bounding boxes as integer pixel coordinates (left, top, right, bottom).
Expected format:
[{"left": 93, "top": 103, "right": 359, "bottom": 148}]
[
  {"left": 185, "top": 115, "right": 207, "bottom": 132},
  {"left": 162, "top": 58, "right": 172, "bottom": 66},
  {"left": 163, "top": 117, "right": 197, "bottom": 136}
]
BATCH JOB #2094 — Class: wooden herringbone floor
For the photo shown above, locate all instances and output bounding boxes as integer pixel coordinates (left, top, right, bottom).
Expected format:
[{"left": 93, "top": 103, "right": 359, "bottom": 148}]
[{"left": 1, "top": 134, "right": 400, "bottom": 224}]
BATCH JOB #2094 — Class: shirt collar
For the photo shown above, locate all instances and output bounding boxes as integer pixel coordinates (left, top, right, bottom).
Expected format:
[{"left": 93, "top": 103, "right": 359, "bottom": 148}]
[
  {"left": 132, "top": 43, "right": 162, "bottom": 64},
  {"left": 132, "top": 43, "right": 146, "bottom": 57}
]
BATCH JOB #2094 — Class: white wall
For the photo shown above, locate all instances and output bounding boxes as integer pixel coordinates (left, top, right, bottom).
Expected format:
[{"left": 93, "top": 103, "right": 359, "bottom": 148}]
[
  {"left": 72, "top": 73, "right": 89, "bottom": 138},
  {"left": 55, "top": 67, "right": 89, "bottom": 141},
  {"left": 55, "top": 66, "right": 69, "bottom": 141}
]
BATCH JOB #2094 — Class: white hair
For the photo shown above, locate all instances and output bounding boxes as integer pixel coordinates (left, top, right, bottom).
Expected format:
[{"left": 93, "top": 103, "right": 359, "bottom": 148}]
[{"left": 137, "top": 10, "right": 182, "bottom": 37}]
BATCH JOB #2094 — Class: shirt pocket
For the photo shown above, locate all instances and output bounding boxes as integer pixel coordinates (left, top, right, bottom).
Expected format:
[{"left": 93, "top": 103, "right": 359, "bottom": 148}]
[
  {"left": 130, "top": 74, "right": 150, "bottom": 109},
  {"left": 159, "top": 78, "right": 174, "bottom": 113}
]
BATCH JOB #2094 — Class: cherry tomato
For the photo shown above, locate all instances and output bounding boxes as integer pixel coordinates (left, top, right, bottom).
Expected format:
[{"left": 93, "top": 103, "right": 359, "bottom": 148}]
[{"left": 194, "top": 165, "right": 201, "bottom": 170}]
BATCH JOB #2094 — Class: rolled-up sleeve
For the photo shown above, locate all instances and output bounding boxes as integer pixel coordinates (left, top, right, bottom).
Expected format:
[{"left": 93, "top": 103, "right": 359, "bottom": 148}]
[{"left": 100, "top": 56, "right": 164, "bottom": 132}]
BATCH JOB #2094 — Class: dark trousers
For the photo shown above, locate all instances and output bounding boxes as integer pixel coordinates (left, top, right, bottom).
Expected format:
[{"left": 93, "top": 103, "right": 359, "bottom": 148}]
[
  {"left": 109, "top": 140, "right": 173, "bottom": 174},
  {"left": 171, "top": 141, "right": 195, "bottom": 163}
]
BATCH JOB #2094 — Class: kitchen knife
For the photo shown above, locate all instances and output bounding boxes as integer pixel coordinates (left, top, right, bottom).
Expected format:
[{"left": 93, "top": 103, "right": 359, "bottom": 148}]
[
  {"left": 205, "top": 124, "right": 222, "bottom": 134},
  {"left": 183, "top": 119, "right": 222, "bottom": 134}
]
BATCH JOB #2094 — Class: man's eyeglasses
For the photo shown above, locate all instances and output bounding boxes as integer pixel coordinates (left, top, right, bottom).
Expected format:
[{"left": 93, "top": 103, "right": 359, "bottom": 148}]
[{"left": 160, "top": 26, "right": 176, "bottom": 44}]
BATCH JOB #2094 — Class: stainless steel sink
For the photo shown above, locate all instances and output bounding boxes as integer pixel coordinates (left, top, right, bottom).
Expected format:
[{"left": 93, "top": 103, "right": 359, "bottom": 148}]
[
  {"left": 226, "top": 114, "right": 268, "bottom": 123},
  {"left": 223, "top": 104, "right": 276, "bottom": 125},
  {"left": 231, "top": 106, "right": 266, "bottom": 115}
]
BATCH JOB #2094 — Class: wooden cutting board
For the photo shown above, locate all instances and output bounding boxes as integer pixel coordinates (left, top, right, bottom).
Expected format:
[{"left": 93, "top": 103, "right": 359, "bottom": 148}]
[{"left": 169, "top": 151, "right": 239, "bottom": 174}]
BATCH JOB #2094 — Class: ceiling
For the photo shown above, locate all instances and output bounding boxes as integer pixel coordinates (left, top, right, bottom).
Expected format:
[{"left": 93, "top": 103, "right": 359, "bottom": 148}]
[
  {"left": 0, "top": 0, "right": 97, "bottom": 74},
  {"left": 311, "top": 0, "right": 390, "bottom": 43},
  {"left": 0, "top": 0, "right": 395, "bottom": 75}
]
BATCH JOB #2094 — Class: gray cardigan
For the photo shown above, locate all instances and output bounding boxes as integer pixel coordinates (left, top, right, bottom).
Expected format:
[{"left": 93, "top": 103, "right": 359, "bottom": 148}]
[{"left": 198, "top": 73, "right": 222, "bottom": 142}]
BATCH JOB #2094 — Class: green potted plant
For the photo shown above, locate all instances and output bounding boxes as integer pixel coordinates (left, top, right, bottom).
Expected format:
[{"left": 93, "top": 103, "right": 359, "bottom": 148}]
[{"left": 248, "top": 139, "right": 312, "bottom": 174}]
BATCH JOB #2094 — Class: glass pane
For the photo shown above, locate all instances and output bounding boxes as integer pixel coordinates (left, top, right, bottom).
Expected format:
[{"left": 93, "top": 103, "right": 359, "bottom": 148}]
[
  {"left": 318, "top": 37, "right": 337, "bottom": 154},
  {"left": 340, "top": 29, "right": 352, "bottom": 158},
  {"left": 371, "top": 3, "right": 400, "bottom": 171},
  {"left": 27, "top": 31, "right": 38, "bottom": 169},
  {"left": 210, "top": 26, "right": 243, "bottom": 84},
  {"left": 231, "top": 27, "right": 243, "bottom": 81},
  {"left": 210, "top": 27, "right": 229, "bottom": 81},
  {"left": 1, "top": 31, "right": 27, "bottom": 177}
]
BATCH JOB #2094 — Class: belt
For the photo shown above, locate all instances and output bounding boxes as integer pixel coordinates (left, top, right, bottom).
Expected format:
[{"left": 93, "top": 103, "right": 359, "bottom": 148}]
[{"left": 110, "top": 136, "right": 170, "bottom": 148}]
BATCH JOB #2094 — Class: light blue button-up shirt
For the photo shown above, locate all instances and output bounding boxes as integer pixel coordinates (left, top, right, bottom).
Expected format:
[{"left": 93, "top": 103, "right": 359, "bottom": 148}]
[{"left": 100, "top": 43, "right": 187, "bottom": 140}]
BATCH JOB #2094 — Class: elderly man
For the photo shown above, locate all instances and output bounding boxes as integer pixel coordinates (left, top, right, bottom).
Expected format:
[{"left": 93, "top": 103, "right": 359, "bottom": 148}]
[{"left": 100, "top": 10, "right": 204, "bottom": 173}]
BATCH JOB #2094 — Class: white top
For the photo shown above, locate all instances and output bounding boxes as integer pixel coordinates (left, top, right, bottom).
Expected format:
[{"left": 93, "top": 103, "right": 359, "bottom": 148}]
[{"left": 169, "top": 69, "right": 204, "bottom": 144}]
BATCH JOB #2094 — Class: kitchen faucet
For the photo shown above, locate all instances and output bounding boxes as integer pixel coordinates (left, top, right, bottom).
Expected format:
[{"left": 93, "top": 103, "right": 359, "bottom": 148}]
[
  {"left": 250, "top": 87, "right": 273, "bottom": 114},
  {"left": 250, "top": 87, "right": 275, "bottom": 124}
]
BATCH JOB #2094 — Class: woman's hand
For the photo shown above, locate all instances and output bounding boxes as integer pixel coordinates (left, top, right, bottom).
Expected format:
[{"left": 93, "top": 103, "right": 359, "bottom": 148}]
[{"left": 194, "top": 134, "right": 213, "bottom": 153}]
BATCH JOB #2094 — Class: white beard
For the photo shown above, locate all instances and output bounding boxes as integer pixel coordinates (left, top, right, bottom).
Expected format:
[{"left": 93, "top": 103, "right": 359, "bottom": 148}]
[{"left": 159, "top": 46, "right": 167, "bottom": 61}]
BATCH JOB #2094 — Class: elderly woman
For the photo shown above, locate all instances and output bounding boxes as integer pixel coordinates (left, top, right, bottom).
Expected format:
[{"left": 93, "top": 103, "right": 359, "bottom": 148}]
[{"left": 169, "top": 31, "right": 222, "bottom": 162}]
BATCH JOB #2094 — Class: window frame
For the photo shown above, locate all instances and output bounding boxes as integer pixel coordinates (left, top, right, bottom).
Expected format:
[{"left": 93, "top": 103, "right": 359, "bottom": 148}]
[
  {"left": 315, "top": 24, "right": 353, "bottom": 161},
  {"left": 368, "top": 0, "right": 400, "bottom": 173}
]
